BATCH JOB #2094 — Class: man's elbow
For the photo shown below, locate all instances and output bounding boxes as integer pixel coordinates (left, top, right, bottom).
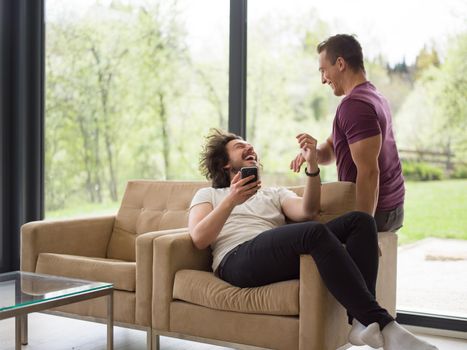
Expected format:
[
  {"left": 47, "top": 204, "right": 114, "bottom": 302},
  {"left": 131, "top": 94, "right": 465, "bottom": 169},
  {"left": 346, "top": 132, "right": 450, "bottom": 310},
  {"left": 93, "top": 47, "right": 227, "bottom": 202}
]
[
  {"left": 308, "top": 210, "right": 320, "bottom": 221},
  {"left": 190, "top": 232, "right": 209, "bottom": 250},
  {"left": 302, "top": 208, "right": 319, "bottom": 221},
  {"left": 372, "top": 167, "right": 380, "bottom": 177},
  {"left": 359, "top": 167, "right": 379, "bottom": 181},
  {"left": 370, "top": 168, "right": 380, "bottom": 185}
]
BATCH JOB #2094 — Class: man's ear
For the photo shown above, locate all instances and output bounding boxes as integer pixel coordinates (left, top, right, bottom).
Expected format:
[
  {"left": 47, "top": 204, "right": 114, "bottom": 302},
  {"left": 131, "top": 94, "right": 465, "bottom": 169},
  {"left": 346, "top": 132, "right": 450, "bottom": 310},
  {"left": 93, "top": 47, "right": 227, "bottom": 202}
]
[
  {"left": 223, "top": 164, "right": 231, "bottom": 171},
  {"left": 336, "top": 57, "right": 346, "bottom": 71}
]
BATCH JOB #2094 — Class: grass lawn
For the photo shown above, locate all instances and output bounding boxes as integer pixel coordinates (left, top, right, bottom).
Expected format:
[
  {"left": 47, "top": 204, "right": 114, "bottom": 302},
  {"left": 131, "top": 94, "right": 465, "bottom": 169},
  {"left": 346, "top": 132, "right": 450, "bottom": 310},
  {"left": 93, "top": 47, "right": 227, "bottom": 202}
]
[
  {"left": 398, "top": 179, "right": 467, "bottom": 245},
  {"left": 46, "top": 201, "right": 119, "bottom": 220}
]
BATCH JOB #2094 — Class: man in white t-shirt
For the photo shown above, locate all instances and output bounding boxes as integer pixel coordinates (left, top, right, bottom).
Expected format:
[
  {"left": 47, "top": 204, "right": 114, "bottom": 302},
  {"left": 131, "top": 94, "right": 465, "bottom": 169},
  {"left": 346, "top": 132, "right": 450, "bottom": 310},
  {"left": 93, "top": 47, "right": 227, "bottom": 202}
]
[{"left": 188, "top": 129, "right": 437, "bottom": 350}]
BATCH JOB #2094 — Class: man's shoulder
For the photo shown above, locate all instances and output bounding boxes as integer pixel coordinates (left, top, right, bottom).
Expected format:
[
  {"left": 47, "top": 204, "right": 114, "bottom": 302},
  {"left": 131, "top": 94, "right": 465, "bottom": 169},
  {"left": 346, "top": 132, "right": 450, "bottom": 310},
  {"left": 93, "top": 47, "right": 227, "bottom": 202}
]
[
  {"left": 192, "top": 186, "right": 229, "bottom": 206},
  {"left": 340, "top": 96, "right": 373, "bottom": 108},
  {"left": 199, "top": 186, "right": 229, "bottom": 191},
  {"left": 199, "top": 186, "right": 229, "bottom": 194},
  {"left": 337, "top": 97, "right": 376, "bottom": 123},
  {"left": 260, "top": 186, "right": 299, "bottom": 199},
  {"left": 344, "top": 81, "right": 385, "bottom": 105},
  {"left": 199, "top": 186, "right": 294, "bottom": 197},
  {"left": 260, "top": 186, "right": 286, "bottom": 193},
  {"left": 194, "top": 186, "right": 227, "bottom": 197}
]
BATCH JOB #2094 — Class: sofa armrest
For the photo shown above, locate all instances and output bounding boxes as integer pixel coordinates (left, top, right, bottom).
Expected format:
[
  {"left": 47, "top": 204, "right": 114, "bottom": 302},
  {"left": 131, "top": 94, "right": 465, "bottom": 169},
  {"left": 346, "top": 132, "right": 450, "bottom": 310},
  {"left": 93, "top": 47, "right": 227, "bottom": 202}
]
[
  {"left": 298, "top": 232, "right": 398, "bottom": 350},
  {"left": 135, "top": 228, "right": 192, "bottom": 327},
  {"left": 21, "top": 215, "right": 115, "bottom": 273},
  {"left": 152, "top": 232, "right": 211, "bottom": 331},
  {"left": 298, "top": 255, "right": 330, "bottom": 349},
  {"left": 298, "top": 255, "right": 354, "bottom": 350},
  {"left": 375, "top": 231, "right": 398, "bottom": 316}
]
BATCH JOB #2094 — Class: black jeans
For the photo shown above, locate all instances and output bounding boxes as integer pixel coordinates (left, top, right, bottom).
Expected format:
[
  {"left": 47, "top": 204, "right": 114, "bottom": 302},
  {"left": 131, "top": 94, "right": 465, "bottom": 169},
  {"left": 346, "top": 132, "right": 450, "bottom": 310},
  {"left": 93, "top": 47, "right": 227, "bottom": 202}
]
[{"left": 218, "top": 211, "right": 394, "bottom": 329}]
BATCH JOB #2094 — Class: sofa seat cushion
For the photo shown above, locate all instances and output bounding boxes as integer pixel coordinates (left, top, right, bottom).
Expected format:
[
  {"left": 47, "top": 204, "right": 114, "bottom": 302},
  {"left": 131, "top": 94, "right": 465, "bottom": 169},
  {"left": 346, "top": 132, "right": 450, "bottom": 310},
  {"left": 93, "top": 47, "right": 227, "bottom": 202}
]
[
  {"left": 173, "top": 270, "right": 299, "bottom": 316},
  {"left": 35, "top": 253, "right": 136, "bottom": 292}
]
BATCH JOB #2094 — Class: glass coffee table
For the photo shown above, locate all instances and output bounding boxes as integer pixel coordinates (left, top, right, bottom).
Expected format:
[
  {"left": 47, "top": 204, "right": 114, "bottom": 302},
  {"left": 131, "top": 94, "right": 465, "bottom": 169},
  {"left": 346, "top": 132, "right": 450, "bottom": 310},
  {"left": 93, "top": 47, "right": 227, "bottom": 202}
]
[{"left": 0, "top": 271, "right": 113, "bottom": 350}]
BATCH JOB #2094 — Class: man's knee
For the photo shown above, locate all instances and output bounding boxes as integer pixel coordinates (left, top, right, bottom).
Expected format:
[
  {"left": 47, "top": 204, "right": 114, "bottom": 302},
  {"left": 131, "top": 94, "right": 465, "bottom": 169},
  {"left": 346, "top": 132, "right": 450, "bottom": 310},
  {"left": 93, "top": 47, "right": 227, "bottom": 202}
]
[
  {"left": 349, "top": 211, "right": 377, "bottom": 228},
  {"left": 300, "top": 222, "right": 339, "bottom": 260},
  {"left": 346, "top": 211, "right": 379, "bottom": 244},
  {"left": 301, "top": 222, "right": 333, "bottom": 246},
  {"left": 304, "top": 221, "right": 327, "bottom": 234},
  {"left": 349, "top": 210, "right": 373, "bottom": 221}
]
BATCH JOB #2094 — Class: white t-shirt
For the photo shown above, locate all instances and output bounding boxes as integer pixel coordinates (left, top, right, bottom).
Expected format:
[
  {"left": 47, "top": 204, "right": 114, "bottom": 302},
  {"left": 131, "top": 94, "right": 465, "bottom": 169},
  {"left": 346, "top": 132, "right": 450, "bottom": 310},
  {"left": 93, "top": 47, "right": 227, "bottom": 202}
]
[{"left": 190, "top": 187, "right": 298, "bottom": 272}]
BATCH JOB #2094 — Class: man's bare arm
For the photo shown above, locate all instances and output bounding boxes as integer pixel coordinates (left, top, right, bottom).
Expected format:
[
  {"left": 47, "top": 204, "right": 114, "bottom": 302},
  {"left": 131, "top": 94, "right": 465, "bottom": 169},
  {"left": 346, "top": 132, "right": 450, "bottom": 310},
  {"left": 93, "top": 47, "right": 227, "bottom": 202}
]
[
  {"left": 317, "top": 135, "right": 335, "bottom": 165},
  {"left": 349, "top": 134, "right": 381, "bottom": 215},
  {"left": 188, "top": 173, "right": 260, "bottom": 249},
  {"left": 283, "top": 134, "right": 321, "bottom": 222}
]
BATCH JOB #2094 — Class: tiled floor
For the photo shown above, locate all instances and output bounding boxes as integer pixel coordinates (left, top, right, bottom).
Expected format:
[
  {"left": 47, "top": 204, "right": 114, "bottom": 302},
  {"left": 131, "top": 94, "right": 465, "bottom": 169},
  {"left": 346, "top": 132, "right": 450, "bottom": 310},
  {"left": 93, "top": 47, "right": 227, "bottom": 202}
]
[{"left": 0, "top": 313, "right": 466, "bottom": 350}]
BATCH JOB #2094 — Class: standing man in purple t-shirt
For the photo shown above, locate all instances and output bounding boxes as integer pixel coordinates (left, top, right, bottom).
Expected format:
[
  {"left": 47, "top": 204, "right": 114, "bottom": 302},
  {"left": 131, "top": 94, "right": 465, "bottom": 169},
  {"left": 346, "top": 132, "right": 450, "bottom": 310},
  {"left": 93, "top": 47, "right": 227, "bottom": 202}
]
[{"left": 291, "top": 34, "right": 405, "bottom": 232}]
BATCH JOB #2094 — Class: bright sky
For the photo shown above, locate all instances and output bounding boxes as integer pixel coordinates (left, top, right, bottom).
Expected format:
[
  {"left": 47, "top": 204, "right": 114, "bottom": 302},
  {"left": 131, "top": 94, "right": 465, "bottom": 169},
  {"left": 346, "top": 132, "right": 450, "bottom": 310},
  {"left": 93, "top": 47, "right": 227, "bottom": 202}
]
[
  {"left": 47, "top": 0, "right": 467, "bottom": 64},
  {"left": 248, "top": 0, "right": 467, "bottom": 64}
]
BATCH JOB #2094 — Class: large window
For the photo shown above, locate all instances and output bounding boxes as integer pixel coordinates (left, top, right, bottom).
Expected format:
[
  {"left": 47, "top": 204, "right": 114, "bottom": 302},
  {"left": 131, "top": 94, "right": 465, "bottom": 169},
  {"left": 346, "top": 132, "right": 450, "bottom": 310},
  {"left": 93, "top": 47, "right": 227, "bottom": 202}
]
[
  {"left": 44, "top": 0, "right": 467, "bottom": 324},
  {"left": 248, "top": 0, "right": 467, "bottom": 320},
  {"left": 45, "top": 0, "right": 229, "bottom": 218}
]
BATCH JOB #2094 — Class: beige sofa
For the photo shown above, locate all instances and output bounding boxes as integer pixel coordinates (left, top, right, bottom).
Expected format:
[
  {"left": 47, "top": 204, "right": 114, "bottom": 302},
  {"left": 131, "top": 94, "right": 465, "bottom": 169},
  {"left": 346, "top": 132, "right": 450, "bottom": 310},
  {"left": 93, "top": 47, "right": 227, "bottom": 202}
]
[
  {"left": 151, "top": 181, "right": 397, "bottom": 350},
  {"left": 21, "top": 180, "right": 210, "bottom": 349},
  {"left": 21, "top": 180, "right": 397, "bottom": 350}
]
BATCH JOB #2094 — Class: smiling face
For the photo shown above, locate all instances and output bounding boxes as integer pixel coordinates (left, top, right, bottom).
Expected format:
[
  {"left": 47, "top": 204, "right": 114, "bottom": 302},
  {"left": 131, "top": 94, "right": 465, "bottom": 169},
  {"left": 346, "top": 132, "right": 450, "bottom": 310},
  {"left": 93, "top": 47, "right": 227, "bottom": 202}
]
[
  {"left": 319, "top": 50, "right": 345, "bottom": 96},
  {"left": 224, "top": 139, "right": 258, "bottom": 176}
]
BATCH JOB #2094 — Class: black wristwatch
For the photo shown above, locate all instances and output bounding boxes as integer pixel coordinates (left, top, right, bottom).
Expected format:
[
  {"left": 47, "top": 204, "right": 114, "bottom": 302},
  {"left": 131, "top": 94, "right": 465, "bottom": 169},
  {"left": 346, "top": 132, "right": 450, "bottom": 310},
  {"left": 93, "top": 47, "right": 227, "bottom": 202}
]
[{"left": 304, "top": 167, "right": 320, "bottom": 177}]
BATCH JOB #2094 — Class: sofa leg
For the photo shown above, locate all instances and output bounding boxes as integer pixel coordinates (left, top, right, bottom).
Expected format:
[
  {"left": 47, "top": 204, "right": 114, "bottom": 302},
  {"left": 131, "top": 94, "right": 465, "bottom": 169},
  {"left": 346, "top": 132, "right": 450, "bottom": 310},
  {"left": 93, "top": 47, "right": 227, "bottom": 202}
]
[
  {"left": 146, "top": 328, "right": 159, "bottom": 350},
  {"left": 154, "top": 333, "right": 160, "bottom": 350},
  {"left": 146, "top": 327, "right": 154, "bottom": 350}
]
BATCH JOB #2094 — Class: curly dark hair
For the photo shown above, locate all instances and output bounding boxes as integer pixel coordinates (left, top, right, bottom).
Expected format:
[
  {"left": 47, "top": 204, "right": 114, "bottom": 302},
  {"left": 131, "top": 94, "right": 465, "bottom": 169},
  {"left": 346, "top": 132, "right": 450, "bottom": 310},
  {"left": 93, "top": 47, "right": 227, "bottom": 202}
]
[
  {"left": 199, "top": 128, "right": 242, "bottom": 188},
  {"left": 317, "top": 34, "right": 365, "bottom": 73}
]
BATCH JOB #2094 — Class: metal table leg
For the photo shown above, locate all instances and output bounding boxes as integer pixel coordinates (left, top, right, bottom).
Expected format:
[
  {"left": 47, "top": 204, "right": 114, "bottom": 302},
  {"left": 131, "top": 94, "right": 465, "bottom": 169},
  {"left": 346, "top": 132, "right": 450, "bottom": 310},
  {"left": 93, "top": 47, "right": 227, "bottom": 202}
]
[
  {"left": 107, "top": 290, "right": 114, "bottom": 350},
  {"left": 15, "top": 316, "right": 21, "bottom": 350},
  {"left": 21, "top": 314, "right": 28, "bottom": 345}
]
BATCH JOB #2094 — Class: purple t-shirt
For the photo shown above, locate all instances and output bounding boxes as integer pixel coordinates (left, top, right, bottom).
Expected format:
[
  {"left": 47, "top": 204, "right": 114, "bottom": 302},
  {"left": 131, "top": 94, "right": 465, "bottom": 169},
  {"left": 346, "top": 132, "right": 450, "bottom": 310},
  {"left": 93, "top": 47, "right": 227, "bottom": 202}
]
[{"left": 332, "top": 81, "right": 405, "bottom": 211}]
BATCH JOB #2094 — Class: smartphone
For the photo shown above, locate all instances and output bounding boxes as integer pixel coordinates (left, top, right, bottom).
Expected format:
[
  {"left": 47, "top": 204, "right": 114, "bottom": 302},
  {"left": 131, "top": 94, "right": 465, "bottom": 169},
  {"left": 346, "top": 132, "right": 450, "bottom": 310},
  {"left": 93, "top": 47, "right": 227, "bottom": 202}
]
[{"left": 240, "top": 166, "right": 258, "bottom": 186}]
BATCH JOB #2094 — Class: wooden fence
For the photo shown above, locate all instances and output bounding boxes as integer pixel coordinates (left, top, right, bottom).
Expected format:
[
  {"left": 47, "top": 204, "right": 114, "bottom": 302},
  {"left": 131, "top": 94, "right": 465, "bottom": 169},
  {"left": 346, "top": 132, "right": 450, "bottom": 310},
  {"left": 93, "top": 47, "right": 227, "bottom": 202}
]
[{"left": 399, "top": 149, "right": 466, "bottom": 171}]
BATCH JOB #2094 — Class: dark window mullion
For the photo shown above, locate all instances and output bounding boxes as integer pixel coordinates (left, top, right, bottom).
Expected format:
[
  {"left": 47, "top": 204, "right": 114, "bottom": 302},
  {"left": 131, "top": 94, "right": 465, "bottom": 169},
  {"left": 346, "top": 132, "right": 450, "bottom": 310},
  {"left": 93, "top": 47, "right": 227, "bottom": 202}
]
[
  {"left": 0, "top": 0, "right": 44, "bottom": 272},
  {"left": 228, "top": 0, "right": 247, "bottom": 139}
]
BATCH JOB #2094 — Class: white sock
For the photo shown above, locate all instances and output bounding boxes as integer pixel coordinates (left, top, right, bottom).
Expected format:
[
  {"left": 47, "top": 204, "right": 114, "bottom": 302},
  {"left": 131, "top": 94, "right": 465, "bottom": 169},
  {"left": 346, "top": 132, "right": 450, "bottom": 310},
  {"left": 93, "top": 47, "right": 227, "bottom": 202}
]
[
  {"left": 360, "top": 322, "right": 384, "bottom": 349},
  {"left": 348, "top": 319, "right": 365, "bottom": 346},
  {"left": 348, "top": 320, "right": 384, "bottom": 348},
  {"left": 382, "top": 321, "right": 438, "bottom": 350}
]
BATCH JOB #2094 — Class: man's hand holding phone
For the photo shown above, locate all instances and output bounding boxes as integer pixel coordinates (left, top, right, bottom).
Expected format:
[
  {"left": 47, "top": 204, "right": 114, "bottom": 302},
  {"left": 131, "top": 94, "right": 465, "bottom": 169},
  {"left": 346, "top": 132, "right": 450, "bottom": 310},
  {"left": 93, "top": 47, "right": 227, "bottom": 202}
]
[
  {"left": 228, "top": 167, "right": 260, "bottom": 206},
  {"left": 241, "top": 166, "right": 258, "bottom": 185}
]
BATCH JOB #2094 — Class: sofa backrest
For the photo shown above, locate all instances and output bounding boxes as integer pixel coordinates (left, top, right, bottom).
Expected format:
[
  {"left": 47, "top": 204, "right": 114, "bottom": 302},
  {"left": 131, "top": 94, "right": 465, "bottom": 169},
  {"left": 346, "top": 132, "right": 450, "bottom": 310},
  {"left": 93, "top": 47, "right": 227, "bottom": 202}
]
[
  {"left": 106, "top": 180, "right": 356, "bottom": 261},
  {"left": 106, "top": 180, "right": 210, "bottom": 261}
]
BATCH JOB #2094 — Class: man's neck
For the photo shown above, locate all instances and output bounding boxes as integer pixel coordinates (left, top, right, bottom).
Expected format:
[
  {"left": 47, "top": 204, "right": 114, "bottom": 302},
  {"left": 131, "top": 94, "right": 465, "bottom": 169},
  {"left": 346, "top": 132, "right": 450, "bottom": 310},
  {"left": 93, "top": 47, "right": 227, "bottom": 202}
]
[{"left": 343, "top": 71, "right": 367, "bottom": 96}]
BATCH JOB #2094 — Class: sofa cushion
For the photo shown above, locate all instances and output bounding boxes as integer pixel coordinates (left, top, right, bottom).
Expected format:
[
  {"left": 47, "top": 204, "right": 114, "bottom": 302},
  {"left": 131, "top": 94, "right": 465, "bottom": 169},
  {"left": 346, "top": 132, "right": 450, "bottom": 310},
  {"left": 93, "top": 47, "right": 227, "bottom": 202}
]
[
  {"left": 173, "top": 270, "right": 299, "bottom": 316},
  {"left": 36, "top": 253, "right": 136, "bottom": 292},
  {"left": 107, "top": 181, "right": 209, "bottom": 261}
]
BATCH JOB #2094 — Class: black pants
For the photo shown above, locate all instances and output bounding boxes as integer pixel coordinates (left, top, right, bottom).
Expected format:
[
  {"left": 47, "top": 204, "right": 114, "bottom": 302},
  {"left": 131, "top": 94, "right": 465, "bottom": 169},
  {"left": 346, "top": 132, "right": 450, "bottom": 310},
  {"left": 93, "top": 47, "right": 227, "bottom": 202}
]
[{"left": 218, "top": 211, "right": 394, "bottom": 329}]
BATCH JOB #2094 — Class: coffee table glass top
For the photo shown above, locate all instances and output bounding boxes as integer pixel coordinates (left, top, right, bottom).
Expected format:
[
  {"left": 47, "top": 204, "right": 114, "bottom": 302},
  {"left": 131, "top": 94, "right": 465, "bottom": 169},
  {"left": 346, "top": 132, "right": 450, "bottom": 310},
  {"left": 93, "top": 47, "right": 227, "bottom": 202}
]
[{"left": 0, "top": 271, "right": 112, "bottom": 312}]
